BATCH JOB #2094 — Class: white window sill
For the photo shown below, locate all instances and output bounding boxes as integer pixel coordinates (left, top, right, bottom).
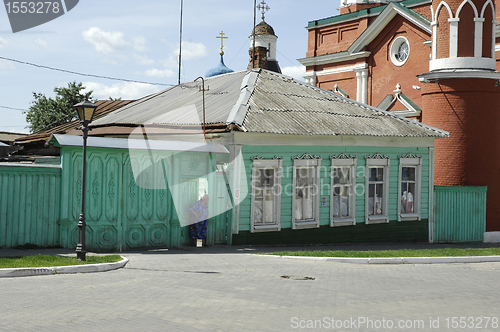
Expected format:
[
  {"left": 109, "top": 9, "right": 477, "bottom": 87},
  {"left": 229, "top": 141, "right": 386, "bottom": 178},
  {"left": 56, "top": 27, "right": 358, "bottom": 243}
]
[
  {"left": 293, "top": 220, "right": 319, "bottom": 230},
  {"left": 366, "top": 215, "right": 389, "bottom": 224},
  {"left": 252, "top": 224, "right": 280, "bottom": 233},
  {"left": 331, "top": 218, "right": 355, "bottom": 227},
  {"left": 399, "top": 213, "right": 420, "bottom": 222}
]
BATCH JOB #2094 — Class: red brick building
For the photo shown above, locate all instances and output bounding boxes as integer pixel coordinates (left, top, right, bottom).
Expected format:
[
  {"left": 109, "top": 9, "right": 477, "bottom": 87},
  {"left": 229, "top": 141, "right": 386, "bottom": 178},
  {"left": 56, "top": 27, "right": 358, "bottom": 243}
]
[{"left": 299, "top": 0, "right": 500, "bottom": 239}]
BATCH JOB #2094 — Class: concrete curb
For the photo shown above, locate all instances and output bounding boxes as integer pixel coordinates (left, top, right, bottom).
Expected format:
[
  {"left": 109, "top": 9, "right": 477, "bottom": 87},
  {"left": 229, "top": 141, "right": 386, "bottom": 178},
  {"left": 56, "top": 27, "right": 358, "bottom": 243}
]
[
  {"left": 0, "top": 257, "right": 129, "bottom": 278},
  {"left": 257, "top": 254, "right": 500, "bottom": 264}
]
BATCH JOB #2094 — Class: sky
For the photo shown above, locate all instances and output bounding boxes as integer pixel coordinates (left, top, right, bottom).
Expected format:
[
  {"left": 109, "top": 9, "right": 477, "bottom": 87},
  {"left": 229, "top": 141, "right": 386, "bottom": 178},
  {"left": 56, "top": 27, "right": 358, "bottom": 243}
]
[{"left": 0, "top": 0, "right": 341, "bottom": 134}]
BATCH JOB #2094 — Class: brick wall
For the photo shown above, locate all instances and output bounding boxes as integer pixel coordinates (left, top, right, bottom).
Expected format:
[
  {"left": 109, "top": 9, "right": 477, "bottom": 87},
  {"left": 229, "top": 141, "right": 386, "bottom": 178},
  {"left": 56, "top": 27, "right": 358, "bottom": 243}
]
[{"left": 421, "top": 78, "right": 500, "bottom": 231}]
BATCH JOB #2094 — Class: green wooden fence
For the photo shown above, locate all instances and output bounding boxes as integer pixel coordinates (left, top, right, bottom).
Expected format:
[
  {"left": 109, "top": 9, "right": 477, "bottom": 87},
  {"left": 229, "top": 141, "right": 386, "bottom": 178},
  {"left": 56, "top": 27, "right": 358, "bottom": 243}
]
[
  {"left": 0, "top": 146, "right": 230, "bottom": 251},
  {"left": 433, "top": 186, "right": 487, "bottom": 242},
  {"left": 0, "top": 164, "right": 61, "bottom": 248}
]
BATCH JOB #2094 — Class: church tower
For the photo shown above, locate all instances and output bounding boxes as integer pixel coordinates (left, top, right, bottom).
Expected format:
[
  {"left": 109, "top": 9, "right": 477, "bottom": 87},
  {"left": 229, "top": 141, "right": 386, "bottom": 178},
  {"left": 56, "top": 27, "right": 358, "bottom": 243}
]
[
  {"left": 418, "top": 0, "right": 500, "bottom": 231},
  {"left": 248, "top": 1, "right": 281, "bottom": 73}
]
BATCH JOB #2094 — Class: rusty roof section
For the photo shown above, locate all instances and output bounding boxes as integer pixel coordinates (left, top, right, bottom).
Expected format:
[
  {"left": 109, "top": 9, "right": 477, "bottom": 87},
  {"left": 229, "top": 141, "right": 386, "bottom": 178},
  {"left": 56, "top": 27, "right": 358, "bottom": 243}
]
[
  {"left": 0, "top": 131, "right": 27, "bottom": 143},
  {"left": 15, "top": 100, "right": 134, "bottom": 145}
]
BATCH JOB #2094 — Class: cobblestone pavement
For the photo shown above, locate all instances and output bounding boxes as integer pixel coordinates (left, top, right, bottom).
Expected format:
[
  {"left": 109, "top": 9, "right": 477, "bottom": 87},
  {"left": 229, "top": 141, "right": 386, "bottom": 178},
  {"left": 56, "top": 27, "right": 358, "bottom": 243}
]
[{"left": 1, "top": 244, "right": 500, "bottom": 331}]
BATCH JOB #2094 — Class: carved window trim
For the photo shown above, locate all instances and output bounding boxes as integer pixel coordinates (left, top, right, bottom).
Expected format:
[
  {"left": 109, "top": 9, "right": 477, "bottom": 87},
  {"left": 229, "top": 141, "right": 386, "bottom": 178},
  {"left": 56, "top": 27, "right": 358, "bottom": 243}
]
[
  {"left": 398, "top": 154, "right": 423, "bottom": 222},
  {"left": 365, "top": 154, "right": 390, "bottom": 224},
  {"left": 330, "top": 154, "right": 357, "bottom": 227},
  {"left": 250, "top": 157, "right": 282, "bottom": 233}
]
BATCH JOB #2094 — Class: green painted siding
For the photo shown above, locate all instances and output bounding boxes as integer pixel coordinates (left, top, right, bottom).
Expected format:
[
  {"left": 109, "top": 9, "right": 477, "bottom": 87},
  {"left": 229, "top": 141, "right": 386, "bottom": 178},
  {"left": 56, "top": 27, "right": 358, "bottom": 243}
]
[
  {"left": 0, "top": 165, "right": 61, "bottom": 248},
  {"left": 58, "top": 147, "right": 229, "bottom": 252},
  {"left": 234, "top": 145, "right": 430, "bottom": 243},
  {"left": 434, "top": 186, "right": 487, "bottom": 242}
]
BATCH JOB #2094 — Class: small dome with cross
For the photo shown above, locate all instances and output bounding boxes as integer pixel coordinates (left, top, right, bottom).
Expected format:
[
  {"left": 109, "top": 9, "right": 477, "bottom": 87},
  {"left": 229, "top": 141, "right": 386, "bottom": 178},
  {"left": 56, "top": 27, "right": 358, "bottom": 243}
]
[{"left": 251, "top": 20, "right": 276, "bottom": 37}]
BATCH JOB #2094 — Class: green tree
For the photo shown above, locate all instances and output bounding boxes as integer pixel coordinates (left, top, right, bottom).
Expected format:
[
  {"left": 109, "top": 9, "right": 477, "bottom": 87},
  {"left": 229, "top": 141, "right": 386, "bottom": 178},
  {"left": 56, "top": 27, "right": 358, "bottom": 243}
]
[{"left": 24, "top": 82, "right": 94, "bottom": 133}]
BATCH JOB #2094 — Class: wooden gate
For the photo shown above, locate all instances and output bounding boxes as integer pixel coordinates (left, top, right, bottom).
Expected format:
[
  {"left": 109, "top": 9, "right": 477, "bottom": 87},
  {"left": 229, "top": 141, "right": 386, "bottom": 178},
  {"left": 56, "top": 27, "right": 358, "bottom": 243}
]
[{"left": 59, "top": 147, "right": 229, "bottom": 252}]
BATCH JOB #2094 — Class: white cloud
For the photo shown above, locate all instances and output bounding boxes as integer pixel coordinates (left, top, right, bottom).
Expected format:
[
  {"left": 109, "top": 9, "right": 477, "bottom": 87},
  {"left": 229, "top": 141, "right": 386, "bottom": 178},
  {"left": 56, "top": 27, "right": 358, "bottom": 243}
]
[
  {"left": 171, "top": 41, "right": 208, "bottom": 61},
  {"left": 144, "top": 68, "right": 175, "bottom": 78},
  {"left": 282, "top": 66, "right": 306, "bottom": 82},
  {"left": 35, "top": 38, "right": 48, "bottom": 50},
  {"left": 82, "top": 27, "right": 128, "bottom": 55},
  {"left": 134, "top": 54, "right": 155, "bottom": 66},
  {"left": 0, "top": 60, "right": 15, "bottom": 70},
  {"left": 133, "top": 36, "right": 147, "bottom": 52},
  {"left": 0, "top": 37, "right": 7, "bottom": 49},
  {"left": 83, "top": 81, "right": 163, "bottom": 100}
]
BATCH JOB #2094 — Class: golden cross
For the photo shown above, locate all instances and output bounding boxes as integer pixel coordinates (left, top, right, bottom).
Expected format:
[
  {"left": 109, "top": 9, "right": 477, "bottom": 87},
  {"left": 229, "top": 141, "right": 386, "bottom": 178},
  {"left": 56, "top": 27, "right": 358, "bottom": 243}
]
[
  {"left": 257, "top": 0, "right": 270, "bottom": 21},
  {"left": 216, "top": 31, "right": 228, "bottom": 55}
]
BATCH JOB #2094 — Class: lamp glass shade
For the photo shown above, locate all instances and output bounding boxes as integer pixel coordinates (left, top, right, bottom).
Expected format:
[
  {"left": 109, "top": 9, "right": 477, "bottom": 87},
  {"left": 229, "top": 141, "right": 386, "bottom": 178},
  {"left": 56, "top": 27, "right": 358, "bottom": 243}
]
[
  {"left": 74, "top": 98, "right": 97, "bottom": 124},
  {"left": 84, "top": 107, "right": 95, "bottom": 122}
]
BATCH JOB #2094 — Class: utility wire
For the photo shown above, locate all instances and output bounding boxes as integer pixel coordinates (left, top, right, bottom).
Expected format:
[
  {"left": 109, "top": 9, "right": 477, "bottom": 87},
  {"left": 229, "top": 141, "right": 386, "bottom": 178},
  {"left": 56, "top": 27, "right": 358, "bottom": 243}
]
[
  {"left": 0, "top": 56, "right": 176, "bottom": 87},
  {"left": 0, "top": 106, "right": 27, "bottom": 111}
]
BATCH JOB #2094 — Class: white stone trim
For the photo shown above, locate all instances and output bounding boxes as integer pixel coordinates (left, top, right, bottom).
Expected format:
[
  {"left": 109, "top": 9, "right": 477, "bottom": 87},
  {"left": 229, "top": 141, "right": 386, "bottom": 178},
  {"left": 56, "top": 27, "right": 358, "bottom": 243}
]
[
  {"left": 431, "top": 22, "right": 438, "bottom": 60},
  {"left": 390, "top": 36, "right": 410, "bottom": 66},
  {"left": 299, "top": 51, "right": 371, "bottom": 67},
  {"left": 474, "top": 18, "right": 485, "bottom": 57},
  {"left": 354, "top": 68, "right": 369, "bottom": 104},
  {"left": 448, "top": 18, "right": 459, "bottom": 58},
  {"left": 429, "top": 57, "right": 496, "bottom": 71},
  {"left": 308, "top": 63, "right": 368, "bottom": 77}
]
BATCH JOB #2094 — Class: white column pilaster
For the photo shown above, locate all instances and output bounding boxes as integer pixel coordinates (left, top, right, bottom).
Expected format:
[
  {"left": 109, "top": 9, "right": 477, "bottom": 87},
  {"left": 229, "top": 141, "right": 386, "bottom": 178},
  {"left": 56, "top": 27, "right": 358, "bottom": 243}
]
[
  {"left": 448, "top": 18, "right": 460, "bottom": 58},
  {"left": 474, "top": 18, "right": 485, "bottom": 57}
]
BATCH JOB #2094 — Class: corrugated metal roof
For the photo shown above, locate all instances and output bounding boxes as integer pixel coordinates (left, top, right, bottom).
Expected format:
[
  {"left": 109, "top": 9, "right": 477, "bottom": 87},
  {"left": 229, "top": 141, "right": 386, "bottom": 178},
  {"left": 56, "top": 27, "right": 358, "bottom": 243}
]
[
  {"left": 241, "top": 70, "right": 447, "bottom": 137},
  {"left": 90, "top": 69, "right": 448, "bottom": 138},
  {"left": 92, "top": 71, "right": 247, "bottom": 126}
]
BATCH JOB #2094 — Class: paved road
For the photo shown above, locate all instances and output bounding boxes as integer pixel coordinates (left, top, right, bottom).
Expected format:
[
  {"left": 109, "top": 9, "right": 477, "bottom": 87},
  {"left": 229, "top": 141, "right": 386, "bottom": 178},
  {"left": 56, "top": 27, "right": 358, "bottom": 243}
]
[{"left": 1, "top": 244, "right": 500, "bottom": 331}]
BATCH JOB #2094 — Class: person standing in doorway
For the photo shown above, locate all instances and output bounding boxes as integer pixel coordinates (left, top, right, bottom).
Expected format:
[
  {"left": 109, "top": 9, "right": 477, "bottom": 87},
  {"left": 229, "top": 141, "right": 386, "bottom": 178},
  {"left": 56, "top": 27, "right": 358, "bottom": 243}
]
[{"left": 189, "top": 194, "right": 209, "bottom": 246}]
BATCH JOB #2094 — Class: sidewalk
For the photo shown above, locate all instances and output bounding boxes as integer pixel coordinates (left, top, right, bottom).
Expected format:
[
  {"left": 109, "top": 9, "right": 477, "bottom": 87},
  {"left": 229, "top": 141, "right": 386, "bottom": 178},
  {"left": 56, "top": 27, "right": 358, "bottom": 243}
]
[{"left": 1, "top": 242, "right": 500, "bottom": 278}]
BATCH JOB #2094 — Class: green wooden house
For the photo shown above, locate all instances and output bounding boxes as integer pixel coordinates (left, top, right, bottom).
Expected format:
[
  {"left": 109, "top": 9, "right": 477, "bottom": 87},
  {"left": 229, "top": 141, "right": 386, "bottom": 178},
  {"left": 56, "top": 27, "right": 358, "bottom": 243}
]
[
  {"left": 77, "top": 68, "right": 448, "bottom": 248},
  {"left": 0, "top": 69, "right": 449, "bottom": 250}
]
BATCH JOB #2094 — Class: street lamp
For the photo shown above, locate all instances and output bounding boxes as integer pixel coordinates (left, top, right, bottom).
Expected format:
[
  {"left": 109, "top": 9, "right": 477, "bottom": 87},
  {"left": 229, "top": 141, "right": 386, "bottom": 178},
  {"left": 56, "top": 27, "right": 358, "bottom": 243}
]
[{"left": 74, "top": 96, "right": 97, "bottom": 261}]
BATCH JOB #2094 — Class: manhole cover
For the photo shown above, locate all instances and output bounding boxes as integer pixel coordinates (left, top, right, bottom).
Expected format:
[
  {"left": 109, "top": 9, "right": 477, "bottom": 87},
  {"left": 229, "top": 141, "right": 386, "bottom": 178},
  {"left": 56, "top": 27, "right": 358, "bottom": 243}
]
[{"left": 281, "top": 275, "right": 315, "bottom": 280}]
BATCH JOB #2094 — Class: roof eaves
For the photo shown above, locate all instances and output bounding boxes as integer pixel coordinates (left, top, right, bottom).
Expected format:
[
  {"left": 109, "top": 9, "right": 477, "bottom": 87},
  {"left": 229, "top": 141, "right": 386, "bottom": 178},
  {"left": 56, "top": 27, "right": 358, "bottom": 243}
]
[{"left": 307, "top": 0, "right": 430, "bottom": 29}]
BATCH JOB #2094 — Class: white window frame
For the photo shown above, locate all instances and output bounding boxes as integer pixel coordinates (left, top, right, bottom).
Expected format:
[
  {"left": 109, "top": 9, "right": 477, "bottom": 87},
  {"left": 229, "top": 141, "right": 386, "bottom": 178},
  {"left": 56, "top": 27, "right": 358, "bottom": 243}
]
[
  {"left": 250, "top": 157, "right": 282, "bottom": 233},
  {"left": 365, "top": 154, "right": 390, "bottom": 224},
  {"left": 330, "top": 155, "right": 357, "bottom": 227},
  {"left": 398, "top": 155, "right": 422, "bottom": 221},
  {"left": 292, "top": 155, "right": 321, "bottom": 230}
]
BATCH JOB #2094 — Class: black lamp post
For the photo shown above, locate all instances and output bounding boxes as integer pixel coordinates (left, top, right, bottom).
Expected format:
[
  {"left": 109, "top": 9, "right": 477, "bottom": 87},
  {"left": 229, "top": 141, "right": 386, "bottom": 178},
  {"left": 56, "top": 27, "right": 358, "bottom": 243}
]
[{"left": 74, "top": 96, "right": 97, "bottom": 261}]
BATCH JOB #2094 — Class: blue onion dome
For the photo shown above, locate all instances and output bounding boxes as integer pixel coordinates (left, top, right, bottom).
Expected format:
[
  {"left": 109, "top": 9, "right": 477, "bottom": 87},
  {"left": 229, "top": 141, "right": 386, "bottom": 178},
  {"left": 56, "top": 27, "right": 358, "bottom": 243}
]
[{"left": 205, "top": 55, "right": 234, "bottom": 78}]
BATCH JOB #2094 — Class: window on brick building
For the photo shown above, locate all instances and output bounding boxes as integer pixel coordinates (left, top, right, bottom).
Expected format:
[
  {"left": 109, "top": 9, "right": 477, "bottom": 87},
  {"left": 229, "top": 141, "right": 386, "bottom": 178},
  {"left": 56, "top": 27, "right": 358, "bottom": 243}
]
[{"left": 390, "top": 36, "right": 410, "bottom": 66}]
